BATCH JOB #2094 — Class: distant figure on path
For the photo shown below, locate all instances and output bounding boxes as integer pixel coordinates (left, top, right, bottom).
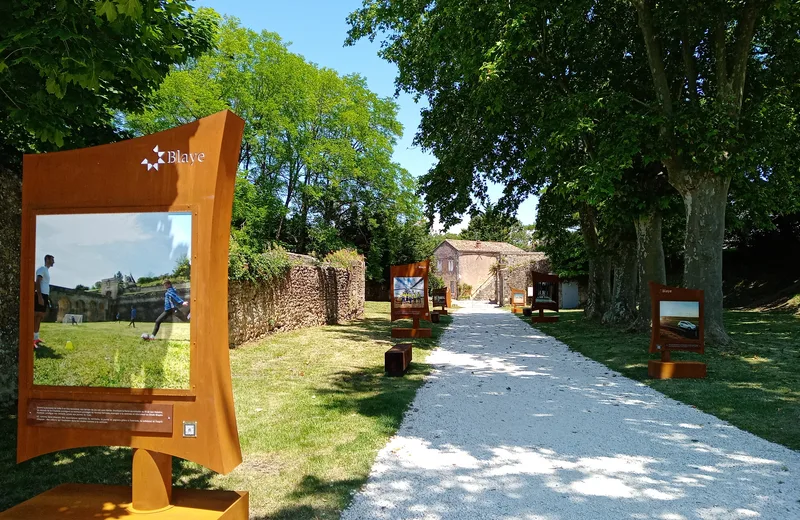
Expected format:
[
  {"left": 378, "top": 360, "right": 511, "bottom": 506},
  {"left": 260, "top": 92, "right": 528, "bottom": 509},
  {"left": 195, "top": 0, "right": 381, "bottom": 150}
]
[
  {"left": 34, "top": 254, "right": 55, "bottom": 349},
  {"left": 143, "top": 280, "right": 189, "bottom": 340},
  {"left": 128, "top": 306, "right": 137, "bottom": 328}
]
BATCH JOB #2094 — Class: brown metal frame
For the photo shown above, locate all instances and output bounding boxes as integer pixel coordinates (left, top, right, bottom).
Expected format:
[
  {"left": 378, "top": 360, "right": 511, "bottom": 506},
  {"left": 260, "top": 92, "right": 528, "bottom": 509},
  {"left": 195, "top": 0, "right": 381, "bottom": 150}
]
[
  {"left": 510, "top": 287, "right": 526, "bottom": 313},
  {"left": 431, "top": 286, "right": 451, "bottom": 312},
  {"left": 18, "top": 111, "right": 245, "bottom": 476},
  {"left": 649, "top": 281, "right": 705, "bottom": 354}
]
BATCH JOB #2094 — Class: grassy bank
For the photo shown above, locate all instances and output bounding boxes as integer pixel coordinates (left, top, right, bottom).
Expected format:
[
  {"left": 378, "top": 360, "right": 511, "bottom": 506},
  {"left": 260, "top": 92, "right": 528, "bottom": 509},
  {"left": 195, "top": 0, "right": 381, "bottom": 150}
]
[
  {"left": 520, "top": 309, "right": 800, "bottom": 451},
  {"left": 0, "top": 302, "right": 451, "bottom": 517}
]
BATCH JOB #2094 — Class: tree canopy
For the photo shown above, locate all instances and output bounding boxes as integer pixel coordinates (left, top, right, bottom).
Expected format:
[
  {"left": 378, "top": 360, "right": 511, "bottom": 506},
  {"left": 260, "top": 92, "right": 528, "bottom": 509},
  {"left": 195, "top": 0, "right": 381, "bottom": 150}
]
[
  {"left": 348, "top": 0, "right": 800, "bottom": 343},
  {"left": 0, "top": 0, "right": 217, "bottom": 170},
  {"left": 126, "top": 17, "right": 433, "bottom": 283}
]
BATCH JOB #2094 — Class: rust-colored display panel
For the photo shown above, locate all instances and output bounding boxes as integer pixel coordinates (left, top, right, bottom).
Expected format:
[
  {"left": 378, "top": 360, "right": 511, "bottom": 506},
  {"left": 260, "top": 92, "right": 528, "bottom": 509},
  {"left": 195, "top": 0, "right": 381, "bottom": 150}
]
[
  {"left": 531, "top": 272, "right": 559, "bottom": 322},
  {"left": 510, "top": 287, "right": 526, "bottom": 313},
  {"left": 390, "top": 261, "right": 431, "bottom": 338},
  {"left": 649, "top": 282, "right": 705, "bottom": 354},
  {"left": 17, "top": 110, "right": 245, "bottom": 475},
  {"left": 432, "top": 287, "right": 451, "bottom": 314},
  {"left": 390, "top": 261, "right": 430, "bottom": 322}
]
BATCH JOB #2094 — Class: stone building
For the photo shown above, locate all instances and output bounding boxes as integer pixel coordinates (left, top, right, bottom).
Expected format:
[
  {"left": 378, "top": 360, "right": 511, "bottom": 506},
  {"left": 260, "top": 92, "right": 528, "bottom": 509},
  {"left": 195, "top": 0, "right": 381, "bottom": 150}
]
[{"left": 432, "top": 239, "right": 546, "bottom": 302}]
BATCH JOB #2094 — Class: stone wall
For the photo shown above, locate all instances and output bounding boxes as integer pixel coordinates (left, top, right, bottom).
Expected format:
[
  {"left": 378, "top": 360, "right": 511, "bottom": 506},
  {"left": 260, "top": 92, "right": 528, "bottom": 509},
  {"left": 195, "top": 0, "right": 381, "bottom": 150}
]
[
  {"left": 0, "top": 167, "right": 21, "bottom": 407},
  {"left": 228, "top": 259, "right": 365, "bottom": 347}
]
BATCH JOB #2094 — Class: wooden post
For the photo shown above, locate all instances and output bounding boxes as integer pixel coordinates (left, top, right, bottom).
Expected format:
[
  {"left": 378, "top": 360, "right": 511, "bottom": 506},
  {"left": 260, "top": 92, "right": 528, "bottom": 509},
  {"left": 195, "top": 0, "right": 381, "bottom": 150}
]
[
  {"left": 132, "top": 449, "right": 172, "bottom": 511},
  {"left": 412, "top": 316, "right": 420, "bottom": 330}
]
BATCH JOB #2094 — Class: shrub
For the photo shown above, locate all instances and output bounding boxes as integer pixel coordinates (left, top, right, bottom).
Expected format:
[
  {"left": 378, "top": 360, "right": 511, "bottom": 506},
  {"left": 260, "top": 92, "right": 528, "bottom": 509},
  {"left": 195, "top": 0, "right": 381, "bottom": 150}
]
[
  {"left": 228, "top": 235, "right": 292, "bottom": 283},
  {"left": 322, "top": 248, "right": 364, "bottom": 269},
  {"left": 458, "top": 283, "right": 472, "bottom": 299}
]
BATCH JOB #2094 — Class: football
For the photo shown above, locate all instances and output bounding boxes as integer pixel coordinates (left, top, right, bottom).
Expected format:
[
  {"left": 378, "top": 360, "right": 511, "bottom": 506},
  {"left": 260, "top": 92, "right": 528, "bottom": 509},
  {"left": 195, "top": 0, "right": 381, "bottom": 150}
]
[{"left": 141, "top": 333, "right": 150, "bottom": 340}]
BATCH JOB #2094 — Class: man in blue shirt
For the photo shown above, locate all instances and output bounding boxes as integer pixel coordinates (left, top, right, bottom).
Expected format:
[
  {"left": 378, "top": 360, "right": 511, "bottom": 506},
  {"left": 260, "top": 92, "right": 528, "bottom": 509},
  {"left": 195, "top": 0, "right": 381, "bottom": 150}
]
[
  {"left": 144, "top": 279, "right": 189, "bottom": 340},
  {"left": 128, "top": 306, "right": 137, "bottom": 328}
]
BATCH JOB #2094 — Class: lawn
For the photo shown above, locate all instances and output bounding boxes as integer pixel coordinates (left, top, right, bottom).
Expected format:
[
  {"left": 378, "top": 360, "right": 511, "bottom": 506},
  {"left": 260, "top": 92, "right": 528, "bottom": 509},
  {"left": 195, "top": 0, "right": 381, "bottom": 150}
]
[
  {"left": 518, "top": 309, "right": 800, "bottom": 451},
  {"left": 1, "top": 302, "right": 451, "bottom": 518},
  {"left": 33, "top": 322, "right": 190, "bottom": 389}
]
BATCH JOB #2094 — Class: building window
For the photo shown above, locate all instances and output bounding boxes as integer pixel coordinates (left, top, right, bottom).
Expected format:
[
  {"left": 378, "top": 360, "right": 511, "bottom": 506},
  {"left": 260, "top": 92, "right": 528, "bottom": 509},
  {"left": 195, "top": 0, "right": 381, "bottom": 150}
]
[
  {"left": 437, "top": 259, "right": 442, "bottom": 272},
  {"left": 448, "top": 259, "right": 454, "bottom": 272}
]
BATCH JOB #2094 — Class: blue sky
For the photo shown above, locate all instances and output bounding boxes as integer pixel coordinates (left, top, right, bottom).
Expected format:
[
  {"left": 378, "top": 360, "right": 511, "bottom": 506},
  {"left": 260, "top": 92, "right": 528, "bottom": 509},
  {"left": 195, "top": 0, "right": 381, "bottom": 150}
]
[
  {"left": 660, "top": 301, "right": 700, "bottom": 319},
  {"left": 35, "top": 213, "right": 191, "bottom": 289},
  {"left": 194, "top": 0, "right": 539, "bottom": 231}
]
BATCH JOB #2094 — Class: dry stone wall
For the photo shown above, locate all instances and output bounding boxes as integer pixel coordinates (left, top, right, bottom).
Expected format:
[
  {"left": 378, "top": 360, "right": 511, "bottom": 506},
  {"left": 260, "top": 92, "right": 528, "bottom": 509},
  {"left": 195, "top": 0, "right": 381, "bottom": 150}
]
[
  {"left": 0, "top": 167, "right": 21, "bottom": 406},
  {"left": 228, "top": 260, "right": 365, "bottom": 347}
]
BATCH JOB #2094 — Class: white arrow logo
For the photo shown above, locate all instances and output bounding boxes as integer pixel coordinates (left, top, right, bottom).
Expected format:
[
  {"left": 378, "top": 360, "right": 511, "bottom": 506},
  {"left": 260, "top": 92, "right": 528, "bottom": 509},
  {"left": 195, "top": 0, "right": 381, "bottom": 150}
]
[{"left": 141, "top": 145, "right": 166, "bottom": 171}]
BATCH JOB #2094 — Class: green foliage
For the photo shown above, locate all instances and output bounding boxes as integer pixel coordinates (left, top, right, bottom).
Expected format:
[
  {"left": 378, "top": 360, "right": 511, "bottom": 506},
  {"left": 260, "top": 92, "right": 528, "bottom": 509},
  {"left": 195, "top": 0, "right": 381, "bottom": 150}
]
[
  {"left": 172, "top": 255, "right": 191, "bottom": 279},
  {"left": 74, "top": 284, "right": 89, "bottom": 291},
  {"left": 0, "top": 1, "right": 217, "bottom": 169},
  {"left": 228, "top": 235, "right": 291, "bottom": 284},
  {"left": 457, "top": 283, "right": 472, "bottom": 299},
  {"left": 458, "top": 203, "right": 536, "bottom": 251},
  {"left": 322, "top": 248, "right": 364, "bottom": 269},
  {"left": 428, "top": 258, "right": 445, "bottom": 294},
  {"left": 125, "top": 17, "right": 426, "bottom": 283}
]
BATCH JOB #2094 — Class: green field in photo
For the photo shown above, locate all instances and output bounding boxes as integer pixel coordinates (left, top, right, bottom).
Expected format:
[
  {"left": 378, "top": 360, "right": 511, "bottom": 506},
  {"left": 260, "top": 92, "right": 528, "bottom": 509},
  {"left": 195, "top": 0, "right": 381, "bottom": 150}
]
[{"left": 33, "top": 322, "right": 190, "bottom": 389}]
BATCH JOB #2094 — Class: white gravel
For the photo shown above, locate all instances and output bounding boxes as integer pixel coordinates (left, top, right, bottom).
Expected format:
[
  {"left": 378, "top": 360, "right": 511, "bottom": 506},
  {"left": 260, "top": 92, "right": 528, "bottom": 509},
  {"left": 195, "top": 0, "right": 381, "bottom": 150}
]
[{"left": 342, "top": 301, "right": 800, "bottom": 520}]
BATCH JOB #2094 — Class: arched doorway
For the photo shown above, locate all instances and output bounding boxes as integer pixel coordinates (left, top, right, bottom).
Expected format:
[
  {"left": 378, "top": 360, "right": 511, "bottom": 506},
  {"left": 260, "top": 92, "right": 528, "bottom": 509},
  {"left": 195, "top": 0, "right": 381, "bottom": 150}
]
[{"left": 57, "top": 297, "right": 70, "bottom": 322}]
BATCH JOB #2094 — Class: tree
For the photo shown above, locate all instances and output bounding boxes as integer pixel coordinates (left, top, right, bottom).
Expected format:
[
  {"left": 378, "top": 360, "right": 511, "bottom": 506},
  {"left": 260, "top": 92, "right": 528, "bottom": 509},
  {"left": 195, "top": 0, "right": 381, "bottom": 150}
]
[
  {"left": 348, "top": 0, "right": 668, "bottom": 322},
  {"left": 629, "top": 1, "right": 800, "bottom": 343},
  {"left": 0, "top": 1, "right": 217, "bottom": 168},
  {"left": 126, "top": 18, "right": 428, "bottom": 283},
  {"left": 349, "top": 1, "right": 800, "bottom": 343},
  {"left": 172, "top": 255, "right": 191, "bottom": 279}
]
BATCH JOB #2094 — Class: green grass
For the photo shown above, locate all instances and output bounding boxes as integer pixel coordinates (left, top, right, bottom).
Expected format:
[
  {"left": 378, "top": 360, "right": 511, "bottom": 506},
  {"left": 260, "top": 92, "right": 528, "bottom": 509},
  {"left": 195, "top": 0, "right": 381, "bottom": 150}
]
[
  {"left": 33, "top": 322, "right": 190, "bottom": 389},
  {"left": 517, "top": 309, "right": 800, "bottom": 451},
  {"left": 1, "top": 302, "right": 451, "bottom": 517}
]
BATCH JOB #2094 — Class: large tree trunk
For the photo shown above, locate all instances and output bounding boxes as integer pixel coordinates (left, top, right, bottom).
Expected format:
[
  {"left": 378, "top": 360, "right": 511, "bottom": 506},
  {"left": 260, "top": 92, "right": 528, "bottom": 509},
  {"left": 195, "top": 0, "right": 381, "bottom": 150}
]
[
  {"left": 632, "top": 209, "right": 667, "bottom": 330},
  {"left": 579, "top": 205, "right": 611, "bottom": 320},
  {"left": 603, "top": 239, "right": 638, "bottom": 325},
  {"left": 676, "top": 173, "right": 731, "bottom": 345}
]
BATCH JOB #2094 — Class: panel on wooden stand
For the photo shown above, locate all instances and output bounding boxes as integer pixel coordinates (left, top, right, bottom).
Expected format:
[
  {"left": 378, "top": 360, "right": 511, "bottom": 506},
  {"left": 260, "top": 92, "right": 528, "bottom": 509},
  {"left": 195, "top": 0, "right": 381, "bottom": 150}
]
[
  {"left": 648, "top": 282, "right": 706, "bottom": 380},
  {"left": 11, "top": 111, "right": 248, "bottom": 518}
]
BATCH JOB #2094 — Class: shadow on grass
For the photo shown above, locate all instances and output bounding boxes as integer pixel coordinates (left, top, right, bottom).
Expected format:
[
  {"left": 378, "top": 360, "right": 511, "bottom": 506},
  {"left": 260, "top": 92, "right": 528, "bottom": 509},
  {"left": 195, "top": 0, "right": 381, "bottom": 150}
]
[
  {"left": 249, "top": 474, "right": 366, "bottom": 520},
  {"left": 519, "top": 309, "right": 800, "bottom": 450},
  {"left": 327, "top": 312, "right": 452, "bottom": 354},
  {"left": 33, "top": 344, "right": 62, "bottom": 359},
  {"left": 0, "top": 408, "right": 216, "bottom": 512}
]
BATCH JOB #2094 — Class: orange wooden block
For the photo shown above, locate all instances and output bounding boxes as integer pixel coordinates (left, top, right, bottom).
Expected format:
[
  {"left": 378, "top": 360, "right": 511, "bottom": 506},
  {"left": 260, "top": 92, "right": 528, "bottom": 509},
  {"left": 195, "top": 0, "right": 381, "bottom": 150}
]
[
  {"left": 648, "top": 360, "right": 707, "bottom": 379},
  {"left": 391, "top": 327, "right": 432, "bottom": 338},
  {"left": 0, "top": 484, "right": 248, "bottom": 520}
]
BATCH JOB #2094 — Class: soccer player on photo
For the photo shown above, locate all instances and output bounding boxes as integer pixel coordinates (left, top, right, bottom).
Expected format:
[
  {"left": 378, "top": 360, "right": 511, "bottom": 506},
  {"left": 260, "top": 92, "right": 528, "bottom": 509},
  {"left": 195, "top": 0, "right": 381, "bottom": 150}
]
[
  {"left": 33, "top": 254, "right": 55, "bottom": 348},
  {"left": 143, "top": 279, "right": 189, "bottom": 340}
]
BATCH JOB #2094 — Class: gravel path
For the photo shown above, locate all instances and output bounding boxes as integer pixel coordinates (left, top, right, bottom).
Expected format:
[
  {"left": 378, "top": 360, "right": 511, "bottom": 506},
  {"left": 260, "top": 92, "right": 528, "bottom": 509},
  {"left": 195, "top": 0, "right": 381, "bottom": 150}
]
[{"left": 342, "top": 301, "right": 800, "bottom": 520}]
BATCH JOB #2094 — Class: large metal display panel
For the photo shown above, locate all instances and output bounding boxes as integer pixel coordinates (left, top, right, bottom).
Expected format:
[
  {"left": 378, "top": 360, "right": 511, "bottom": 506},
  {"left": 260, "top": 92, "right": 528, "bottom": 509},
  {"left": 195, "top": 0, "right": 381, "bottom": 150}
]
[
  {"left": 390, "top": 260, "right": 430, "bottom": 322},
  {"left": 17, "top": 110, "right": 245, "bottom": 477},
  {"left": 649, "top": 282, "right": 705, "bottom": 354}
]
